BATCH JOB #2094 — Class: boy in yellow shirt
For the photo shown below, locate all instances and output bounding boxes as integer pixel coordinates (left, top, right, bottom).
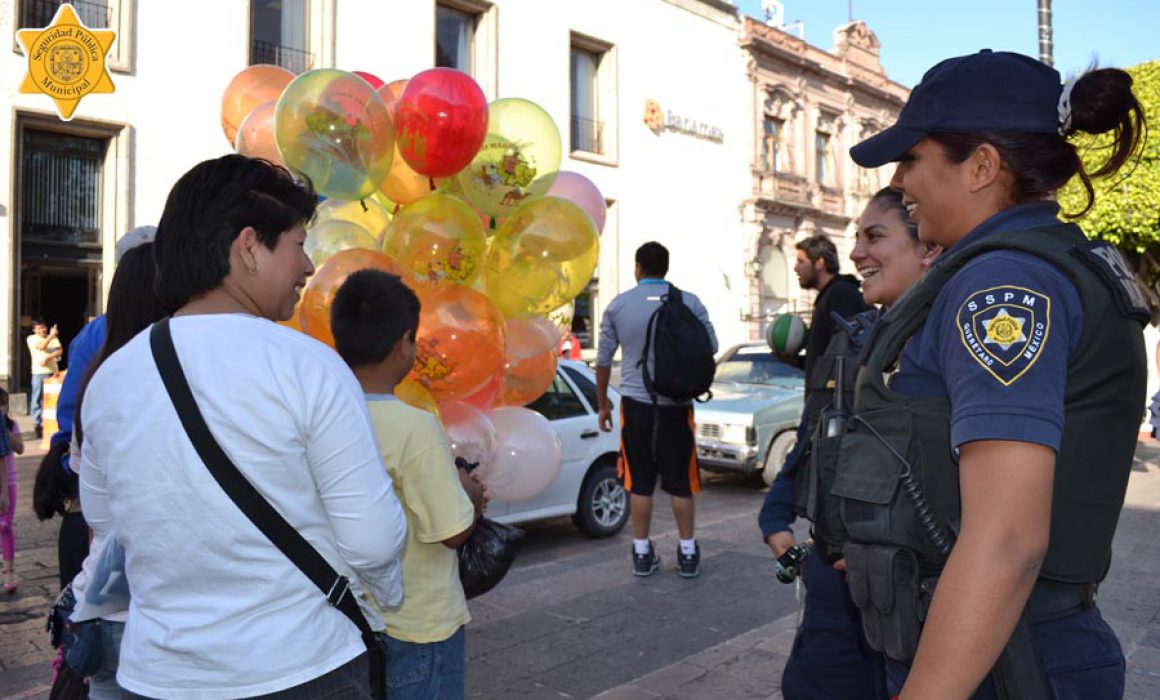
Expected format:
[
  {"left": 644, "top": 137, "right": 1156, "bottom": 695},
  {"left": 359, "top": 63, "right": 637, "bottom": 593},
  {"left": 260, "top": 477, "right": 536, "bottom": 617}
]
[{"left": 331, "top": 269, "right": 485, "bottom": 699}]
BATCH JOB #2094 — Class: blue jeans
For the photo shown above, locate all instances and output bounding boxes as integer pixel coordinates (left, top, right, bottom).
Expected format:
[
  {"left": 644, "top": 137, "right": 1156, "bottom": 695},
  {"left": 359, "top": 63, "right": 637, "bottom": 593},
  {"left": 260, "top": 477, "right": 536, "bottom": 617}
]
[
  {"left": 782, "top": 554, "right": 889, "bottom": 700},
  {"left": 30, "top": 373, "right": 45, "bottom": 427},
  {"left": 885, "top": 606, "right": 1125, "bottom": 699},
  {"left": 383, "top": 626, "right": 466, "bottom": 700},
  {"left": 87, "top": 620, "right": 124, "bottom": 700}
]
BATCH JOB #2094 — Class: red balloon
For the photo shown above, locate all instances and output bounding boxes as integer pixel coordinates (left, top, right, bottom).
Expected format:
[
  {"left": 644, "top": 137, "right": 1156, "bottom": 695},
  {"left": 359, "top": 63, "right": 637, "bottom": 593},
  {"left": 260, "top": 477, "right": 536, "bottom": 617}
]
[
  {"left": 395, "top": 68, "right": 488, "bottom": 178},
  {"left": 354, "top": 71, "right": 385, "bottom": 90}
]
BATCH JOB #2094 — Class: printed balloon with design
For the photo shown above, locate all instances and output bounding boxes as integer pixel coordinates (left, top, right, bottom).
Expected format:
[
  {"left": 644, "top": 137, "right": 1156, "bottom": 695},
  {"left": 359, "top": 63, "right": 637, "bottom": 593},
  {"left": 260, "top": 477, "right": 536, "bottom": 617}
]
[
  {"left": 394, "top": 68, "right": 489, "bottom": 178},
  {"left": 274, "top": 69, "right": 395, "bottom": 200},
  {"left": 457, "top": 98, "right": 562, "bottom": 219},
  {"left": 383, "top": 193, "right": 487, "bottom": 287},
  {"left": 300, "top": 248, "right": 403, "bottom": 348},
  {"left": 407, "top": 284, "right": 506, "bottom": 401}
]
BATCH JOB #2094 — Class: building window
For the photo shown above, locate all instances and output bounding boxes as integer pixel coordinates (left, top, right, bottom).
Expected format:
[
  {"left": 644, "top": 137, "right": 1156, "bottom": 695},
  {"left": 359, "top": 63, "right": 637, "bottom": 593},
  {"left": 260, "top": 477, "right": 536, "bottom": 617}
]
[
  {"left": 436, "top": 5, "right": 474, "bottom": 72},
  {"left": 762, "top": 117, "right": 782, "bottom": 173},
  {"left": 815, "top": 132, "right": 830, "bottom": 186},
  {"left": 250, "top": 0, "right": 312, "bottom": 74},
  {"left": 20, "top": 0, "right": 110, "bottom": 28},
  {"left": 21, "top": 130, "right": 105, "bottom": 246},
  {"left": 571, "top": 46, "right": 602, "bottom": 154}
]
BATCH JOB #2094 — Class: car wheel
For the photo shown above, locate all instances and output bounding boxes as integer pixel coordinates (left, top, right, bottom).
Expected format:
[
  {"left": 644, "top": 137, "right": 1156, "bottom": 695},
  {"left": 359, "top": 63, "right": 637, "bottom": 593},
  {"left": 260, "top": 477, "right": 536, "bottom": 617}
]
[
  {"left": 572, "top": 459, "right": 629, "bottom": 538},
  {"left": 761, "top": 431, "right": 798, "bottom": 486}
]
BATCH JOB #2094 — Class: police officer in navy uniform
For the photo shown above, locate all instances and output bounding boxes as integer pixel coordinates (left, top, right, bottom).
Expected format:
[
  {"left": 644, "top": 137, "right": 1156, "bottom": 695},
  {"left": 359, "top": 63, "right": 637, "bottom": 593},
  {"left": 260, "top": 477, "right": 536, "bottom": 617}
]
[{"left": 839, "top": 51, "right": 1149, "bottom": 699}]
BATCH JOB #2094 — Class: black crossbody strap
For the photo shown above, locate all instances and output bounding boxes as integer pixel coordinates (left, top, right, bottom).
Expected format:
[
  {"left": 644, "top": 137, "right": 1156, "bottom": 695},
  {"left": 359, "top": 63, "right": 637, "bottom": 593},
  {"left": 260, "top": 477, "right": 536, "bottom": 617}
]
[{"left": 149, "top": 319, "right": 385, "bottom": 697}]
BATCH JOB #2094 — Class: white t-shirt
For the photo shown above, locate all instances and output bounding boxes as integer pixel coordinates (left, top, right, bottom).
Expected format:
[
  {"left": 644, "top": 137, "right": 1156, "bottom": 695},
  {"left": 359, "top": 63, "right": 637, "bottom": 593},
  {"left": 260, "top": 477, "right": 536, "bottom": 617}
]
[{"left": 79, "top": 314, "right": 408, "bottom": 699}]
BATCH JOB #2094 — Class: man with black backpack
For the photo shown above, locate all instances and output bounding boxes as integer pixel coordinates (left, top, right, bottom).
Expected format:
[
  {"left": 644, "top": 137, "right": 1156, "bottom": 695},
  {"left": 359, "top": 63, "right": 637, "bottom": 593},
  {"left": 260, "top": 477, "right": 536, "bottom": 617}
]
[{"left": 596, "top": 242, "right": 717, "bottom": 578}]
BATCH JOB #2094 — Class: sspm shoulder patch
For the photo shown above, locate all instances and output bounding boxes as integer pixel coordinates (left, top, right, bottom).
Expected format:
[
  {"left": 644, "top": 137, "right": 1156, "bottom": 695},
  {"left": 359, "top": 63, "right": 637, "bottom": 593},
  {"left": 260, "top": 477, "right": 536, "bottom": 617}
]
[{"left": 957, "top": 286, "right": 1051, "bottom": 386}]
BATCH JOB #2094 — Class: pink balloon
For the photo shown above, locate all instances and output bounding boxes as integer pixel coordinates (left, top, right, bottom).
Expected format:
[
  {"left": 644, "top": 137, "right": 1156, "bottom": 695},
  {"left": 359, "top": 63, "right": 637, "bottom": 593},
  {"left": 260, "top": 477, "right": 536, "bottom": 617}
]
[
  {"left": 440, "top": 401, "right": 497, "bottom": 477},
  {"left": 545, "top": 171, "right": 606, "bottom": 234},
  {"left": 354, "top": 71, "right": 385, "bottom": 90},
  {"left": 504, "top": 317, "right": 562, "bottom": 360},
  {"left": 484, "top": 407, "right": 563, "bottom": 501}
]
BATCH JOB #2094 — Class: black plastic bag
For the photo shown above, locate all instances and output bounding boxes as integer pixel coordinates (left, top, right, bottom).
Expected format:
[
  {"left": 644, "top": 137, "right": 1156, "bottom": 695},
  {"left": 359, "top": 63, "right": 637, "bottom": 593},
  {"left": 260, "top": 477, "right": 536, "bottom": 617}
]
[{"left": 457, "top": 518, "right": 524, "bottom": 599}]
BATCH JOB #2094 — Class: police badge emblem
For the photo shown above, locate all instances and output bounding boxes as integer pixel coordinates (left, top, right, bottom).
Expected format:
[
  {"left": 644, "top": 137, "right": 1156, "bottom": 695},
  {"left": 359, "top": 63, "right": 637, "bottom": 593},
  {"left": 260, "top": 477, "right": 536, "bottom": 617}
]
[
  {"left": 957, "top": 286, "right": 1051, "bottom": 386},
  {"left": 50, "top": 44, "right": 84, "bottom": 83}
]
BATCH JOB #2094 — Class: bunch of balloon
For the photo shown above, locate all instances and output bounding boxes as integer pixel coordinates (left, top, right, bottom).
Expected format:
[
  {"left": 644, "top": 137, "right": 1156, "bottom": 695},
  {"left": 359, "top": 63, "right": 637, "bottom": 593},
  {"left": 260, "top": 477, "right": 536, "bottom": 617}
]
[
  {"left": 299, "top": 248, "right": 404, "bottom": 348},
  {"left": 274, "top": 69, "right": 395, "bottom": 200}
]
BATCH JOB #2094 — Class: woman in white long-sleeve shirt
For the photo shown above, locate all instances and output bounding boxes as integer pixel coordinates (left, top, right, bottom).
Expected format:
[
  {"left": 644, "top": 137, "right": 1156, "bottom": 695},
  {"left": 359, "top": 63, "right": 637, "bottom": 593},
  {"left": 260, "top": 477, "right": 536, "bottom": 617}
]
[{"left": 79, "top": 155, "right": 408, "bottom": 700}]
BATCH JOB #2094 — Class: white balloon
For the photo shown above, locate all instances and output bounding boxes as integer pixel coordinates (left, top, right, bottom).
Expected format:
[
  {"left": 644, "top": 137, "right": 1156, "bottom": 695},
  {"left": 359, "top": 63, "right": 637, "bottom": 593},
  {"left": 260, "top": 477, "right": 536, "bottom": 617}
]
[
  {"left": 483, "top": 407, "right": 563, "bottom": 501},
  {"left": 441, "top": 401, "right": 497, "bottom": 477}
]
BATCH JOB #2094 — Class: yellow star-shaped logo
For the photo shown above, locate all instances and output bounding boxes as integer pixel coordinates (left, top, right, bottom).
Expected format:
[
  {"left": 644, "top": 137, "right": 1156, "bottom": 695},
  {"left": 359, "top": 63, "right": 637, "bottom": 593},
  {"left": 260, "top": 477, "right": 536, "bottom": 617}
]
[
  {"left": 16, "top": 4, "right": 116, "bottom": 120},
  {"left": 982, "top": 308, "right": 1028, "bottom": 351}
]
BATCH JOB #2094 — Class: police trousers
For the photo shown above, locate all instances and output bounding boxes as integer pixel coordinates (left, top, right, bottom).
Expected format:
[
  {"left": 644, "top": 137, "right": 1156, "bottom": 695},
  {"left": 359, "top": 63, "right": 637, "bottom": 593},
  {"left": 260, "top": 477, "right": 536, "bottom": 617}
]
[
  {"left": 884, "top": 606, "right": 1124, "bottom": 699},
  {"left": 781, "top": 553, "right": 889, "bottom": 700}
]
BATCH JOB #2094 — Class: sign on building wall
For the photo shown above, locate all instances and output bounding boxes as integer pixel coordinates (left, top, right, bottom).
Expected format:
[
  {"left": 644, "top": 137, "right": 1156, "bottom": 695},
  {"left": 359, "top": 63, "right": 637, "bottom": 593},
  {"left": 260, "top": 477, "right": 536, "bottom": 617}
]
[{"left": 643, "top": 99, "right": 723, "bottom": 143}]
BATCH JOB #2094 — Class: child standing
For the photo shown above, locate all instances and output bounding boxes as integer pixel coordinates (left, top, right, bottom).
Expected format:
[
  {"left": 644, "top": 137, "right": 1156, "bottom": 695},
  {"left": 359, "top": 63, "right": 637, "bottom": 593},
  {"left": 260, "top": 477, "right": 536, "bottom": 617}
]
[
  {"left": 0, "top": 387, "right": 25, "bottom": 593},
  {"left": 331, "top": 269, "right": 485, "bottom": 700}
]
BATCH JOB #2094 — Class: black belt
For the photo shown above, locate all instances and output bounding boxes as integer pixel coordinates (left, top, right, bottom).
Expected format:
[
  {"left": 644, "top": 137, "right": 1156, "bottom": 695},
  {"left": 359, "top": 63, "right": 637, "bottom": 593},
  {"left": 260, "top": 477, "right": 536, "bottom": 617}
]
[{"left": 1026, "top": 579, "right": 1096, "bottom": 623}]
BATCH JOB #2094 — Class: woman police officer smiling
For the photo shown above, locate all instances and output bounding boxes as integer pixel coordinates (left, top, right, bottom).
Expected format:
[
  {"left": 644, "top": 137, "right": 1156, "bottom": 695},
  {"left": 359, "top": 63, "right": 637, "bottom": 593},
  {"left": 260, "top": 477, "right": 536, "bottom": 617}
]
[{"left": 839, "top": 50, "right": 1149, "bottom": 699}]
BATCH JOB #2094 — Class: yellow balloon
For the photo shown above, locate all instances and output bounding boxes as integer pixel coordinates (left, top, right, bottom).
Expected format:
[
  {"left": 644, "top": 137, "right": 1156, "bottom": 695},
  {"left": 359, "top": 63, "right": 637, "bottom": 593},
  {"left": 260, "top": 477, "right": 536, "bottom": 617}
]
[
  {"left": 384, "top": 194, "right": 487, "bottom": 287},
  {"left": 457, "top": 98, "right": 562, "bottom": 218},
  {"left": 396, "top": 377, "right": 442, "bottom": 422},
  {"left": 381, "top": 142, "right": 433, "bottom": 205},
  {"left": 315, "top": 197, "right": 392, "bottom": 245},
  {"left": 305, "top": 218, "right": 378, "bottom": 267},
  {"left": 274, "top": 69, "right": 394, "bottom": 200},
  {"left": 483, "top": 197, "right": 599, "bottom": 319}
]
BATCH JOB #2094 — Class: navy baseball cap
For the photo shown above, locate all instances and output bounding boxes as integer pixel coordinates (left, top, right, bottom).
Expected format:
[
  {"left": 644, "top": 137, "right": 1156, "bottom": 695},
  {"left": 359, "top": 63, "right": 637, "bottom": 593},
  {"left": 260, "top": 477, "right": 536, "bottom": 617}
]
[{"left": 851, "top": 50, "right": 1063, "bottom": 168}]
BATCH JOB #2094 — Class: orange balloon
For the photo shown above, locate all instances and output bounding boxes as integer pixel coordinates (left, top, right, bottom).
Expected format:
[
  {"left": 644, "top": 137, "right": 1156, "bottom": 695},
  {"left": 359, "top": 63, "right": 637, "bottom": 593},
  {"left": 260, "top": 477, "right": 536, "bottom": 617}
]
[
  {"left": 221, "top": 65, "right": 294, "bottom": 147},
  {"left": 396, "top": 377, "right": 442, "bottom": 421},
  {"left": 407, "top": 285, "right": 505, "bottom": 401},
  {"left": 495, "top": 345, "right": 559, "bottom": 407},
  {"left": 460, "top": 369, "right": 503, "bottom": 410},
  {"left": 378, "top": 79, "right": 433, "bottom": 205},
  {"left": 235, "top": 100, "right": 284, "bottom": 166},
  {"left": 300, "top": 248, "right": 403, "bottom": 348},
  {"left": 277, "top": 300, "right": 305, "bottom": 332},
  {"left": 376, "top": 79, "right": 408, "bottom": 121}
]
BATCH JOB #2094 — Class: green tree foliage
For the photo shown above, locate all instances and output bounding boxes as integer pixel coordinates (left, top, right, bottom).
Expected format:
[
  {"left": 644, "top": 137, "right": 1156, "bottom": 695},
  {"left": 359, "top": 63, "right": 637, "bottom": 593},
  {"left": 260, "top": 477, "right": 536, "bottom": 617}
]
[{"left": 1058, "top": 60, "right": 1160, "bottom": 318}]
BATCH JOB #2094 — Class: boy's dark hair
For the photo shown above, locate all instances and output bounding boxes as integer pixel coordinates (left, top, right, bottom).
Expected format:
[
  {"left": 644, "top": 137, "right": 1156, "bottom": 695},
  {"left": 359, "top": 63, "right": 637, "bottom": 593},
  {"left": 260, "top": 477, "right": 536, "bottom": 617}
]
[
  {"left": 154, "top": 155, "right": 316, "bottom": 310},
  {"left": 795, "top": 235, "right": 840, "bottom": 274},
  {"left": 635, "top": 242, "right": 669, "bottom": 278},
  {"left": 331, "top": 270, "right": 420, "bottom": 368}
]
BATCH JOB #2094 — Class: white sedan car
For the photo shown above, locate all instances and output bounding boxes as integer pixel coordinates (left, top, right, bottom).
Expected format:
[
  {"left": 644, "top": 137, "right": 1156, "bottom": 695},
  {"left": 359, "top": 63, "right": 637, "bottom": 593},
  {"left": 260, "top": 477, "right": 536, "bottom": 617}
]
[{"left": 489, "top": 360, "right": 629, "bottom": 538}]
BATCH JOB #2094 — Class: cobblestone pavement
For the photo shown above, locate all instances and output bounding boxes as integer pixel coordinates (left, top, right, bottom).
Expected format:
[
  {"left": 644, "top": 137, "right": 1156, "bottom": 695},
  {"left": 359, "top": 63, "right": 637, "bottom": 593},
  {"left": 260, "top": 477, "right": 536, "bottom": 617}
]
[{"left": 3, "top": 417, "right": 1160, "bottom": 699}]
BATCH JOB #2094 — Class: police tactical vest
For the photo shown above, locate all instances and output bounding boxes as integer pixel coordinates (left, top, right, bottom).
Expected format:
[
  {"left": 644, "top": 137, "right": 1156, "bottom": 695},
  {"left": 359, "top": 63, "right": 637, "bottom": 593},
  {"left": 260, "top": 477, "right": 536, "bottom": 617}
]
[
  {"left": 793, "top": 309, "right": 878, "bottom": 558},
  {"left": 835, "top": 224, "right": 1148, "bottom": 582}
]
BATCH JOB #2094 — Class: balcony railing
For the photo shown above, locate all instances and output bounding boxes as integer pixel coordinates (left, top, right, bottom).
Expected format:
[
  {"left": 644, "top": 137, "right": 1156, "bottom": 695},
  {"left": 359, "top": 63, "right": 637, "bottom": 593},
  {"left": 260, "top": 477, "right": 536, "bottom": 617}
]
[
  {"left": 570, "top": 115, "right": 604, "bottom": 154},
  {"left": 250, "top": 40, "right": 314, "bottom": 75},
  {"left": 21, "top": 0, "right": 111, "bottom": 28}
]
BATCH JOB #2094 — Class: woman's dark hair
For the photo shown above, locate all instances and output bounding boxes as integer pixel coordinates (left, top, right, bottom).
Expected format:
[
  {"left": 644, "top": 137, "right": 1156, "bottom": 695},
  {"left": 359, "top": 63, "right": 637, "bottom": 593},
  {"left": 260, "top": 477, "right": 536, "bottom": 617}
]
[
  {"left": 331, "top": 270, "right": 420, "bottom": 368},
  {"left": 154, "top": 155, "right": 316, "bottom": 310},
  {"left": 868, "top": 188, "right": 919, "bottom": 241},
  {"left": 75, "top": 242, "right": 168, "bottom": 446},
  {"left": 33, "top": 440, "right": 76, "bottom": 521},
  {"left": 929, "top": 68, "right": 1145, "bottom": 217}
]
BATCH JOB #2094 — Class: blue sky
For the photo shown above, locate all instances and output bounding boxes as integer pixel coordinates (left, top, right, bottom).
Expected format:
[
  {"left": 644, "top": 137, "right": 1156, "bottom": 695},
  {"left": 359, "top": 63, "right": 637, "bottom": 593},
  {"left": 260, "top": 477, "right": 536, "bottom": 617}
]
[{"left": 734, "top": 0, "right": 1160, "bottom": 87}]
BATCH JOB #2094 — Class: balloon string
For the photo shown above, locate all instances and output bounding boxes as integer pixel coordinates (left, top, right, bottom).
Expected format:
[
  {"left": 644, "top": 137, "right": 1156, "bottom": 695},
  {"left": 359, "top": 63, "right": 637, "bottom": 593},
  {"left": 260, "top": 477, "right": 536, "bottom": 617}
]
[
  {"left": 393, "top": 204, "right": 401, "bottom": 215},
  {"left": 429, "top": 177, "right": 436, "bottom": 191},
  {"left": 489, "top": 216, "right": 496, "bottom": 230},
  {"left": 359, "top": 199, "right": 368, "bottom": 213}
]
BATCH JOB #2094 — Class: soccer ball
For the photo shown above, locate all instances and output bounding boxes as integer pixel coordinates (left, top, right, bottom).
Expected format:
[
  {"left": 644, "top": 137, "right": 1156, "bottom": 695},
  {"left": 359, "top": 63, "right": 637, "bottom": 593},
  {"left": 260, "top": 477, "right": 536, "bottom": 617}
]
[{"left": 767, "top": 314, "right": 808, "bottom": 356}]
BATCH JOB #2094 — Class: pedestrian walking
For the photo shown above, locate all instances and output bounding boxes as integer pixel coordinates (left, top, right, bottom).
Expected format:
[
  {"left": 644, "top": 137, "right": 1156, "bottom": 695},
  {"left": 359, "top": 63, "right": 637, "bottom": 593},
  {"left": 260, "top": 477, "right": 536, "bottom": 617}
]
[
  {"left": 843, "top": 50, "right": 1149, "bottom": 698},
  {"left": 26, "top": 318, "right": 62, "bottom": 438},
  {"left": 595, "top": 242, "right": 717, "bottom": 578}
]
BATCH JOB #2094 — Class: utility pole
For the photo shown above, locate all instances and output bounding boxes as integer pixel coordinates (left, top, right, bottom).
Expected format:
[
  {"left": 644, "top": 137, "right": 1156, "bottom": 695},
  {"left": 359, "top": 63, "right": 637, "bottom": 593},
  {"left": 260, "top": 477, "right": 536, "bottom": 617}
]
[{"left": 1038, "top": 0, "right": 1053, "bottom": 66}]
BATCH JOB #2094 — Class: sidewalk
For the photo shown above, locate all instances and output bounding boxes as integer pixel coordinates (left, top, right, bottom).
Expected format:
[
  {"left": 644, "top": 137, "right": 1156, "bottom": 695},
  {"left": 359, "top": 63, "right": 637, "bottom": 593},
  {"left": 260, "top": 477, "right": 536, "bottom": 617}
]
[{"left": 593, "top": 440, "right": 1160, "bottom": 700}]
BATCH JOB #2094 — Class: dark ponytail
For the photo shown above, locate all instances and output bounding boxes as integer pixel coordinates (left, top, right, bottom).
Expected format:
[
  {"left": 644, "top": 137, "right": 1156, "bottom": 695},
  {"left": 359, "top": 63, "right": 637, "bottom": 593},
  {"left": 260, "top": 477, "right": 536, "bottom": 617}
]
[{"left": 929, "top": 67, "right": 1146, "bottom": 217}]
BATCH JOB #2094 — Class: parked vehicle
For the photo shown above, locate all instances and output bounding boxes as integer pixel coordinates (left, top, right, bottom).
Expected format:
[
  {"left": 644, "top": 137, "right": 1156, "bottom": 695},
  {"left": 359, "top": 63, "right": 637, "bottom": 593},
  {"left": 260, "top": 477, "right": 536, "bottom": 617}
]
[
  {"left": 490, "top": 360, "right": 629, "bottom": 538},
  {"left": 694, "top": 342, "right": 805, "bottom": 485}
]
